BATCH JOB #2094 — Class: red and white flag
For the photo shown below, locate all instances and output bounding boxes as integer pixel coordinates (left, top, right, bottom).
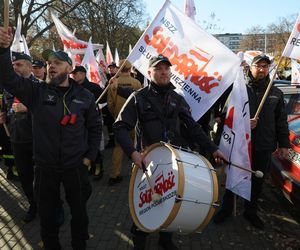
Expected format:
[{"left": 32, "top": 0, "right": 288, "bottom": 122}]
[
  {"left": 114, "top": 48, "right": 120, "bottom": 66},
  {"left": 11, "top": 15, "right": 30, "bottom": 55},
  {"left": 219, "top": 66, "right": 252, "bottom": 200},
  {"left": 127, "top": 0, "right": 240, "bottom": 120},
  {"left": 184, "top": 0, "right": 196, "bottom": 20},
  {"left": 282, "top": 13, "right": 300, "bottom": 60},
  {"left": 96, "top": 48, "right": 107, "bottom": 68},
  {"left": 106, "top": 41, "right": 113, "bottom": 65},
  {"left": 81, "top": 39, "right": 104, "bottom": 88},
  {"left": 51, "top": 13, "right": 102, "bottom": 54},
  {"left": 291, "top": 59, "right": 300, "bottom": 84}
]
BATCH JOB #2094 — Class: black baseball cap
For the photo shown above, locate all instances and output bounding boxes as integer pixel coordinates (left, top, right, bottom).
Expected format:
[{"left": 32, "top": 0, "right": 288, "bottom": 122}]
[
  {"left": 72, "top": 66, "right": 87, "bottom": 73},
  {"left": 251, "top": 54, "right": 271, "bottom": 65},
  {"left": 149, "top": 54, "right": 172, "bottom": 67},
  {"left": 11, "top": 52, "right": 32, "bottom": 63},
  {"left": 32, "top": 59, "right": 45, "bottom": 68},
  {"left": 42, "top": 49, "right": 72, "bottom": 66},
  {"left": 108, "top": 62, "right": 117, "bottom": 68}
]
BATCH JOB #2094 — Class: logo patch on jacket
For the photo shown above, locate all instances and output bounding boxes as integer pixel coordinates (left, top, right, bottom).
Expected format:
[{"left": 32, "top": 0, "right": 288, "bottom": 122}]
[{"left": 43, "top": 94, "right": 57, "bottom": 105}]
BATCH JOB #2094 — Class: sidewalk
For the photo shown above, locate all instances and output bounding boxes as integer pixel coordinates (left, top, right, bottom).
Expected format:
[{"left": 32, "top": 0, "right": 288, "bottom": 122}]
[{"left": 0, "top": 148, "right": 299, "bottom": 249}]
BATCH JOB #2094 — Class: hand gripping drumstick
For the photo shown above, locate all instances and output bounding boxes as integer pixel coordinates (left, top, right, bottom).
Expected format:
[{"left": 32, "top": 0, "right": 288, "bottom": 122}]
[
  {"left": 141, "top": 162, "right": 161, "bottom": 202},
  {"left": 223, "top": 160, "right": 264, "bottom": 178}
]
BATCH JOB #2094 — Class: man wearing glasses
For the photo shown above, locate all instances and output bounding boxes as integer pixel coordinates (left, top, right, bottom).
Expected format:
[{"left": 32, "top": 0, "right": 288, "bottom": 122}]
[{"left": 214, "top": 54, "right": 289, "bottom": 229}]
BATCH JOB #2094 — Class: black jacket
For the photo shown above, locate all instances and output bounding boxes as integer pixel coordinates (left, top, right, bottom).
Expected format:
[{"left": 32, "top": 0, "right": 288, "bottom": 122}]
[
  {"left": 2, "top": 75, "right": 39, "bottom": 144},
  {"left": 113, "top": 82, "right": 218, "bottom": 156},
  {"left": 0, "top": 49, "right": 102, "bottom": 169},
  {"left": 246, "top": 73, "right": 289, "bottom": 151}
]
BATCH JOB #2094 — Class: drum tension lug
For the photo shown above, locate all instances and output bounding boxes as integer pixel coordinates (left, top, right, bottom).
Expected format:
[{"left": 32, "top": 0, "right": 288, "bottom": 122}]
[{"left": 175, "top": 195, "right": 182, "bottom": 203}]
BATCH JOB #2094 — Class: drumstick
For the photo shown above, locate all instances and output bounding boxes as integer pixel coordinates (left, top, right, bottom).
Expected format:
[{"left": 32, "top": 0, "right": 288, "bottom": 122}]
[
  {"left": 223, "top": 160, "right": 264, "bottom": 178},
  {"left": 141, "top": 162, "right": 161, "bottom": 202}
]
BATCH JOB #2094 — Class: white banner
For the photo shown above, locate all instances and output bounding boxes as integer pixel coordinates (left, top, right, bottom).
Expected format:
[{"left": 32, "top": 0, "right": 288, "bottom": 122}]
[
  {"left": 114, "top": 48, "right": 120, "bottom": 66},
  {"left": 184, "top": 0, "right": 196, "bottom": 20},
  {"left": 282, "top": 13, "right": 300, "bottom": 60},
  {"left": 106, "top": 41, "right": 113, "bottom": 65},
  {"left": 51, "top": 13, "right": 102, "bottom": 54},
  {"left": 81, "top": 39, "right": 104, "bottom": 88},
  {"left": 219, "top": 66, "right": 252, "bottom": 201},
  {"left": 291, "top": 59, "right": 300, "bottom": 84},
  {"left": 11, "top": 15, "right": 30, "bottom": 55},
  {"left": 127, "top": 0, "right": 240, "bottom": 120}
]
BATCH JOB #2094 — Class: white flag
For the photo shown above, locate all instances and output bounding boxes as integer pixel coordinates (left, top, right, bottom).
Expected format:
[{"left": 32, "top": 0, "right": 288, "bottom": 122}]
[
  {"left": 282, "top": 13, "right": 300, "bottom": 60},
  {"left": 219, "top": 67, "right": 252, "bottom": 200},
  {"left": 129, "top": 44, "right": 132, "bottom": 54},
  {"left": 81, "top": 39, "right": 104, "bottom": 88},
  {"left": 184, "top": 0, "right": 196, "bottom": 20},
  {"left": 114, "top": 48, "right": 120, "bottom": 66},
  {"left": 51, "top": 13, "right": 102, "bottom": 54},
  {"left": 291, "top": 59, "right": 300, "bottom": 84},
  {"left": 11, "top": 15, "right": 30, "bottom": 56},
  {"left": 127, "top": 0, "right": 240, "bottom": 120},
  {"left": 96, "top": 48, "right": 107, "bottom": 68},
  {"left": 106, "top": 41, "right": 113, "bottom": 65}
]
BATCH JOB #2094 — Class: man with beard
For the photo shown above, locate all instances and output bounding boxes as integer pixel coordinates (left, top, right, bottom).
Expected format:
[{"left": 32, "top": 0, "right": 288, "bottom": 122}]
[{"left": 0, "top": 27, "right": 102, "bottom": 250}]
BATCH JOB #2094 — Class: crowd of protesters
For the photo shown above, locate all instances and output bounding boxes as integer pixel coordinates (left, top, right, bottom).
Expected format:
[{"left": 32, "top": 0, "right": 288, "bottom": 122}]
[{"left": 0, "top": 24, "right": 290, "bottom": 250}]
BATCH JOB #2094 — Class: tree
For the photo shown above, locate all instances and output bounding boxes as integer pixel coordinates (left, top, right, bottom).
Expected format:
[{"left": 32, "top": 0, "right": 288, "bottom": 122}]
[{"left": 0, "top": 0, "right": 146, "bottom": 58}]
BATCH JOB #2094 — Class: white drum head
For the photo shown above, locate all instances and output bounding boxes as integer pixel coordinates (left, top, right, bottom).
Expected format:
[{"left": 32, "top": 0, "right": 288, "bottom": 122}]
[{"left": 129, "top": 143, "right": 184, "bottom": 232}]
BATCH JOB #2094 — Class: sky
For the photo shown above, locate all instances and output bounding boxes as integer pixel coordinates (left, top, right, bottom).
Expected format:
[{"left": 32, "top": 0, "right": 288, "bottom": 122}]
[{"left": 144, "top": 0, "right": 300, "bottom": 34}]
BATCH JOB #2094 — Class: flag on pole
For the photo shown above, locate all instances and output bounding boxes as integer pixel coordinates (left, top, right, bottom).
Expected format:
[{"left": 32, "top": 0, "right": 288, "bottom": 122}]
[
  {"left": 114, "top": 48, "right": 120, "bottom": 66},
  {"left": 96, "top": 48, "right": 107, "bottom": 68},
  {"left": 184, "top": 0, "right": 196, "bottom": 20},
  {"left": 291, "top": 59, "right": 300, "bottom": 84},
  {"left": 282, "top": 13, "right": 300, "bottom": 60},
  {"left": 11, "top": 15, "right": 30, "bottom": 55},
  {"left": 81, "top": 39, "right": 104, "bottom": 88},
  {"left": 127, "top": 0, "right": 240, "bottom": 120},
  {"left": 129, "top": 44, "right": 132, "bottom": 54},
  {"left": 106, "top": 41, "right": 113, "bottom": 65},
  {"left": 219, "top": 66, "right": 252, "bottom": 200},
  {"left": 51, "top": 13, "right": 102, "bottom": 54}
]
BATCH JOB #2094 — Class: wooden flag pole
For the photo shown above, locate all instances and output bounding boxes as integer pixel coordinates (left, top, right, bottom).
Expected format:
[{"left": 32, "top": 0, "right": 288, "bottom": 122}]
[
  {"left": 4, "top": 0, "right": 9, "bottom": 29},
  {"left": 95, "top": 60, "right": 128, "bottom": 104},
  {"left": 2, "top": 0, "right": 10, "bottom": 137},
  {"left": 253, "top": 56, "right": 284, "bottom": 120}
]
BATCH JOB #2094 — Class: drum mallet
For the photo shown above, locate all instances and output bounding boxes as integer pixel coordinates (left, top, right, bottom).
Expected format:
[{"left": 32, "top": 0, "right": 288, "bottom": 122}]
[
  {"left": 141, "top": 162, "right": 161, "bottom": 202},
  {"left": 223, "top": 160, "right": 264, "bottom": 178}
]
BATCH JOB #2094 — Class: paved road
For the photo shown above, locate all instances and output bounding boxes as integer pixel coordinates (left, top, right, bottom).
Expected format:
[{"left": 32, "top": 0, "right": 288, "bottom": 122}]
[{"left": 0, "top": 147, "right": 299, "bottom": 249}]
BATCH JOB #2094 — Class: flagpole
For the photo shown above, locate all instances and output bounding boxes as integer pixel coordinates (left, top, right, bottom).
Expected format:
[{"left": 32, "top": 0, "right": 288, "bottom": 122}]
[
  {"left": 2, "top": 0, "right": 10, "bottom": 137},
  {"left": 253, "top": 56, "right": 283, "bottom": 120},
  {"left": 4, "top": 0, "right": 9, "bottom": 29},
  {"left": 95, "top": 0, "right": 170, "bottom": 105},
  {"left": 95, "top": 60, "right": 128, "bottom": 104}
]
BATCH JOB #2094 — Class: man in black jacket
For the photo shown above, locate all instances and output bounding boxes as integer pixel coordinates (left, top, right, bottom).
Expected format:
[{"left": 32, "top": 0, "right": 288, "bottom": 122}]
[
  {"left": 214, "top": 54, "right": 289, "bottom": 229},
  {"left": 1, "top": 52, "right": 38, "bottom": 223},
  {"left": 113, "top": 54, "right": 225, "bottom": 250},
  {"left": 0, "top": 27, "right": 102, "bottom": 250},
  {"left": 72, "top": 65, "right": 104, "bottom": 180}
]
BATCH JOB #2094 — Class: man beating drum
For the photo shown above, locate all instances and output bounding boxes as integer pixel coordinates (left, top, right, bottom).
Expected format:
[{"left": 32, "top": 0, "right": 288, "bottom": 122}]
[{"left": 112, "top": 54, "right": 225, "bottom": 250}]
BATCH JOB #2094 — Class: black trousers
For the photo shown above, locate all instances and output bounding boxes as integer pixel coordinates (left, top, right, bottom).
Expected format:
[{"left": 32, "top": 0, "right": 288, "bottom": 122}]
[
  {"left": 11, "top": 142, "right": 35, "bottom": 205},
  {"left": 35, "top": 165, "right": 92, "bottom": 250},
  {"left": 221, "top": 150, "right": 272, "bottom": 214},
  {"left": 131, "top": 223, "right": 173, "bottom": 250}
]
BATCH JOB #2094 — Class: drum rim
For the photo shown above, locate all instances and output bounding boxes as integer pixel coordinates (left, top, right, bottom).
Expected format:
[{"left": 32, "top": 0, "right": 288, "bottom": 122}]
[{"left": 128, "top": 142, "right": 184, "bottom": 232}]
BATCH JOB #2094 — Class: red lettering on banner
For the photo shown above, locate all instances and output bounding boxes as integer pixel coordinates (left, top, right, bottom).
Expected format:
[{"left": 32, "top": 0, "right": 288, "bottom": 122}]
[
  {"left": 144, "top": 26, "right": 223, "bottom": 93},
  {"left": 63, "top": 39, "right": 87, "bottom": 50},
  {"left": 138, "top": 170, "right": 175, "bottom": 208}
]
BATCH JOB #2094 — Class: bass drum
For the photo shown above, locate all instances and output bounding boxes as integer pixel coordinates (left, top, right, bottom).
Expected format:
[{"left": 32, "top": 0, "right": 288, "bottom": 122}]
[{"left": 129, "top": 142, "right": 218, "bottom": 234}]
